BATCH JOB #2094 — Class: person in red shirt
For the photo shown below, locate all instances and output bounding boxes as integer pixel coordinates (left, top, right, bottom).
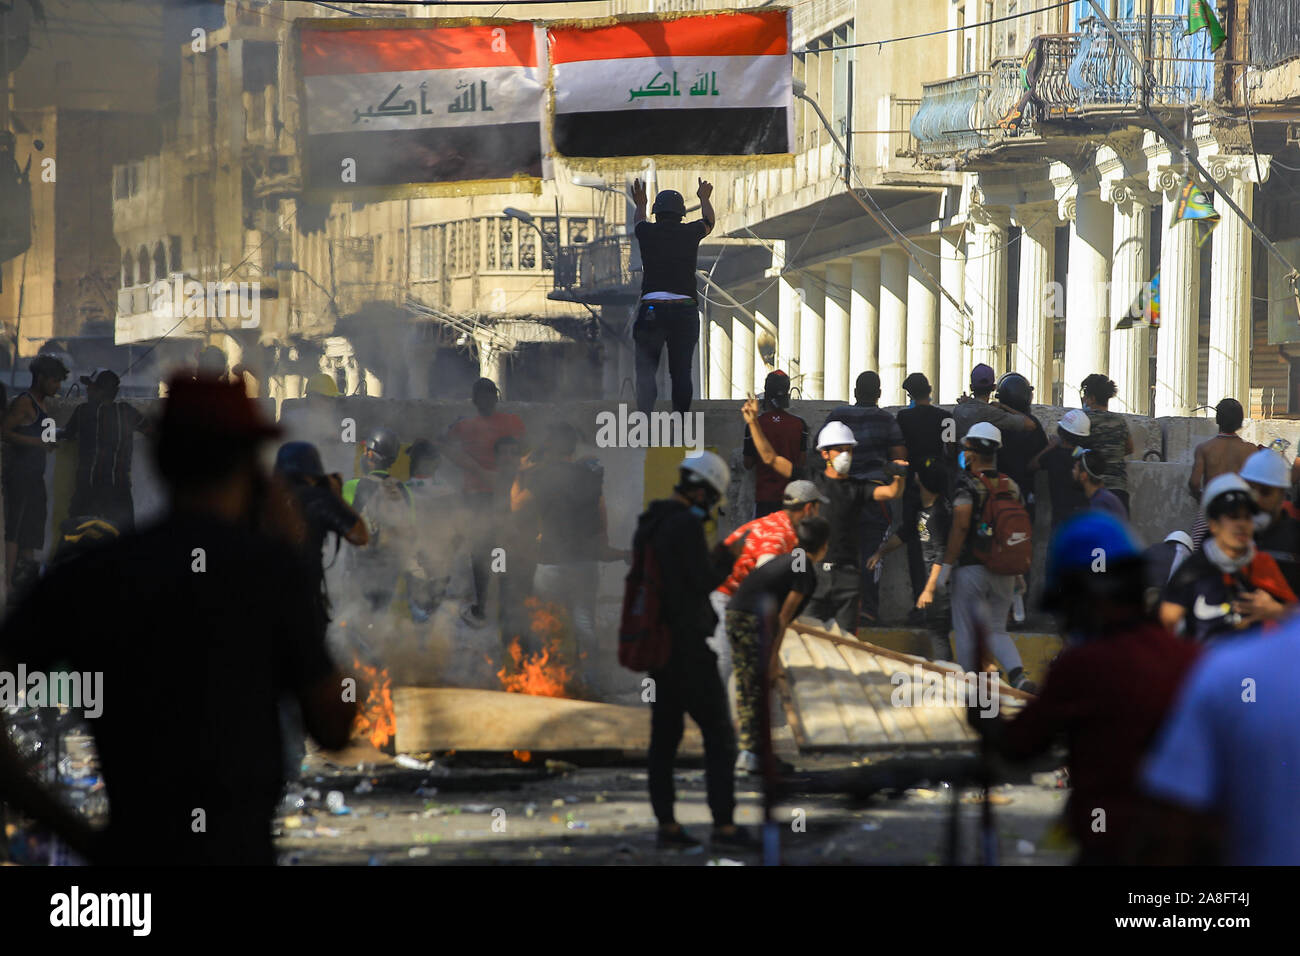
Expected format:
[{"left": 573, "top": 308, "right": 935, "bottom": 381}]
[
  {"left": 975, "top": 512, "right": 1201, "bottom": 864},
  {"left": 443, "top": 378, "right": 526, "bottom": 626},
  {"left": 742, "top": 371, "right": 808, "bottom": 518}
]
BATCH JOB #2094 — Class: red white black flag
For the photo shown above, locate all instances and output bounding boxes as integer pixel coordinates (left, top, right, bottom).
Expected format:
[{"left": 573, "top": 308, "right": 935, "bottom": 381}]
[
  {"left": 296, "top": 19, "right": 545, "bottom": 195},
  {"left": 548, "top": 10, "right": 792, "bottom": 160}
]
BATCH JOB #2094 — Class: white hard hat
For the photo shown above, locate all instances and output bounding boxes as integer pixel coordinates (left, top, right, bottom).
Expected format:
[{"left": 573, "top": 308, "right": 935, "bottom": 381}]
[
  {"left": 1201, "top": 472, "right": 1257, "bottom": 513},
  {"left": 1164, "top": 530, "right": 1193, "bottom": 550},
  {"left": 1240, "top": 448, "right": 1291, "bottom": 489},
  {"left": 679, "top": 450, "right": 730, "bottom": 497},
  {"left": 1059, "top": 409, "right": 1091, "bottom": 438},
  {"left": 965, "top": 421, "right": 1003, "bottom": 448},
  {"left": 816, "top": 421, "right": 859, "bottom": 450}
]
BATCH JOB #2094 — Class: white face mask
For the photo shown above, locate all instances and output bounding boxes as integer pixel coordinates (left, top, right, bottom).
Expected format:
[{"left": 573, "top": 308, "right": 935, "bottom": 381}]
[
  {"left": 1254, "top": 511, "right": 1273, "bottom": 532},
  {"left": 831, "top": 452, "right": 852, "bottom": 475}
]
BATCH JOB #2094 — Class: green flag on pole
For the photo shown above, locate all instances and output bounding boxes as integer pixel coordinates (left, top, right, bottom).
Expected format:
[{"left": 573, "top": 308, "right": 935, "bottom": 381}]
[{"left": 1186, "top": 0, "right": 1227, "bottom": 52}]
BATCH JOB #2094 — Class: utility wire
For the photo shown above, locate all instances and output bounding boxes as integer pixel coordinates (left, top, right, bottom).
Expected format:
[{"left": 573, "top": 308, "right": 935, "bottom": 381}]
[{"left": 810, "top": 0, "right": 1072, "bottom": 53}]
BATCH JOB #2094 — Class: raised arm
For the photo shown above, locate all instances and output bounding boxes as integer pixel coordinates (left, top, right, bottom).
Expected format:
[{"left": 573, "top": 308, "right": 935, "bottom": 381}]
[
  {"left": 697, "top": 178, "right": 715, "bottom": 236},
  {"left": 743, "top": 398, "right": 794, "bottom": 478},
  {"left": 632, "top": 178, "right": 648, "bottom": 225}
]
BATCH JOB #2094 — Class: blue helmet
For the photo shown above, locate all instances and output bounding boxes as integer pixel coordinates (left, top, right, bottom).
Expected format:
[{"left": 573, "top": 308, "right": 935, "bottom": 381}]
[{"left": 1044, "top": 512, "right": 1141, "bottom": 599}]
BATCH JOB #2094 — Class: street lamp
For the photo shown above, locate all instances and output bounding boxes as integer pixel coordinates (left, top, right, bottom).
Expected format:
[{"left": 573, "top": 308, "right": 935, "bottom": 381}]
[{"left": 502, "top": 207, "right": 560, "bottom": 263}]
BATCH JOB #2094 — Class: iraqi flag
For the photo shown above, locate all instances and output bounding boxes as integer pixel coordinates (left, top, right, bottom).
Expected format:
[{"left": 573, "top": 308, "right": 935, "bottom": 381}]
[
  {"left": 548, "top": 10, "right": 793, "bottom": 160},
  {"left": 296, "top": 19, "right": 545, "bottom": 195}
]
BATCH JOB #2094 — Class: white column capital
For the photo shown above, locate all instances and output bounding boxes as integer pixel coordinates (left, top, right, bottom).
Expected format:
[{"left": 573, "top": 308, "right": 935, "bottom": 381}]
[
  {"left": 1207, "top": 153, "right": 1272, "bottom": 187},
  {"left": 1099, "top": 176, "right": 1161, "bottom": 211},
  {"left": 1010, "top": 201, "right": 1059, "bottom": 233},
  {"left": 1149, "top": 165, "right": 1187, "bottom": 199}
]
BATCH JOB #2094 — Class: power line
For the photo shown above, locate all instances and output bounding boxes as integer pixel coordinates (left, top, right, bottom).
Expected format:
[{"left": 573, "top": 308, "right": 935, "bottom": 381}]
[{"left": 810, "top": 0, "right": 1072, "bottom": 53}]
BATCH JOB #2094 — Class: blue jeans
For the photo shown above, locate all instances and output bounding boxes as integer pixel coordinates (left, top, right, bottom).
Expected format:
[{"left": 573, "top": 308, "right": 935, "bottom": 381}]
[{"left": 633, "top": 300, "right": 698, "bottom": 415}]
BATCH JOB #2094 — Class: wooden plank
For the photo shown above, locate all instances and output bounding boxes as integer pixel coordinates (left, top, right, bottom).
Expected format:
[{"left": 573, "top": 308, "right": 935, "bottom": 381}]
[
  {"left": 835, "top": 642, "right": 929, "bottom": 745},
  {"left": 797, "top": 631, "right": 888, "bottom": 747},
  {"left": 872, "top": 655, "right": 976, "bottom": 743},
  {"left": 392, "top": 687, "right": 703, "bottom": 755},
  {"left": 778, "top": 630, "right": 851, "bottom": 747}
]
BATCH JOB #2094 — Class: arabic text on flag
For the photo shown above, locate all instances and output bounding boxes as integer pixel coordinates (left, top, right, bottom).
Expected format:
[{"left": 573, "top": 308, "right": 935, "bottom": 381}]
[
  {"left": 297, "top": 20, "right": 544, "bottom": 194},
  {"left": 548, "top": 10, "right": 793, "bottom": 159}
]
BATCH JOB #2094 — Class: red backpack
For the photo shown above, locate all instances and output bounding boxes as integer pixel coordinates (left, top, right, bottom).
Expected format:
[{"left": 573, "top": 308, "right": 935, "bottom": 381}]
[
  {"left": 619, "top": 527, "right": 673, "bottom": 672},
  {"left": 973, "top": 473, "right": 1033, "bottom": 576}
]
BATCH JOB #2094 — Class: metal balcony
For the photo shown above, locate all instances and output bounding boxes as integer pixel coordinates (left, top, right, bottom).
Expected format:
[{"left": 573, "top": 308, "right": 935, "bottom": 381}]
[
  {"left": 1068, "top": 16, "right": 1213, "bottom": 110},
  {"left": 1249, "top": 0, "right": 1300, "bottom": 69},
  {"left": 548, "top": 235, "right": 643, "bottom": 306},
  {"left": 911, "top": 72, "right": 993, "bottom": 156}
]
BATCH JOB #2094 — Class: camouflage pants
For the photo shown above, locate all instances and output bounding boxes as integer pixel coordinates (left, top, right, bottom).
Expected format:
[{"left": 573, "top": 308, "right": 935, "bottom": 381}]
[{"left": 725, "top": 608, "right": 767, "bottom": 754}]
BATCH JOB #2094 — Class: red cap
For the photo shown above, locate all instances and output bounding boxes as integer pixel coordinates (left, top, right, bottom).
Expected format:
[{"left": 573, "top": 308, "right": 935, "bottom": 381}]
[{"left": 160, "top": 374, "right": 281, "bottom": 442}]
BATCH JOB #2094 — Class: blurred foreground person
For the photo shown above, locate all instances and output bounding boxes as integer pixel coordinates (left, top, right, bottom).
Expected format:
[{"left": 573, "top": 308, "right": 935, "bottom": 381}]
[
  {"left": 1160, "top": 474, "right": 1296, "bottom": 642},
  {"left": 974, "top": 513, "right": 1200, "bottom": 864},
  {"left": 0, "top": 376, "right": 356, "bottom": 864},
  {"left": 62, "top": 368, "right": 153, "bottom": 533},
  {"left": 1141, "top": 610, "right": 1300, "bottom": 864},
  {"left": 631, "top": 451, "right": 755, "bottom": 851},
  {"left": 2, "top": 354, "right": 68, "bottom": 593}
]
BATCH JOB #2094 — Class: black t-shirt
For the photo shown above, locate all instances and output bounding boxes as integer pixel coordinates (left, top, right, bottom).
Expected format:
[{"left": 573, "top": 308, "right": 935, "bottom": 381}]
[
  {"left": 903, "top": 497, "right": 952, "bottom": 569},
  {"left": 0, "top": 513, "right": 334, "bottom": 865},
  {"left": 294, "top": 483, "right": 358, "bottom": 604},
  {"left": 813, "top": 470, "right": 879, "bottom": 567},
  {"left": 896, "top": 403, "right": 952, "bottom": 472},
  {"left": 635, "top": 219, "right": 710, "bottom": 298},
  {"left": 526, "top": 459, "right": 604, "bottom": 564},
  {"left": 1039, "top": 444, "right": 1088, "bottom": 527},
  {"left": 728, "top": 551, "right": 817, "bottom": 618},
  {"left": 1162, "top": 550, "right": 1253, "bottom": 643},
  {"left": 999, "top": 415, "right": 1048, "bottom": 503}
]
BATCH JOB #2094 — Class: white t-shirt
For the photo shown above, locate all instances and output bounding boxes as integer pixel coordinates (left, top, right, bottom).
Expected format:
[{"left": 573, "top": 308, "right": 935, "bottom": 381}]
[{"left": 1141, "top": 622, "right": 1300, "bottom": 865}]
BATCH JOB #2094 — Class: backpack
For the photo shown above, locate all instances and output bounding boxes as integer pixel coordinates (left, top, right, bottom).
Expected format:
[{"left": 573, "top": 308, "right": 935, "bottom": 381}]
[
  {"left": 618, "top": 520, "right": 673, "bottom": 672},
  {"left": 973, "top": 473, "right": 1033, "bottom": 576}
]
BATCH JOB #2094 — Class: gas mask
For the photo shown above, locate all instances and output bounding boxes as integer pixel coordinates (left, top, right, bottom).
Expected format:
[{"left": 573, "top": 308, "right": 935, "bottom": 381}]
[{"left": 831, "top": 452, "right": 852, "bottom": 476}]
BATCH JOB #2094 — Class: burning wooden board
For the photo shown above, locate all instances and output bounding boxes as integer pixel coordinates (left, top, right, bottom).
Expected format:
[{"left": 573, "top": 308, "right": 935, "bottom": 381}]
[{"left": 393, "top": 687, "right": 705, "bottom": 756}]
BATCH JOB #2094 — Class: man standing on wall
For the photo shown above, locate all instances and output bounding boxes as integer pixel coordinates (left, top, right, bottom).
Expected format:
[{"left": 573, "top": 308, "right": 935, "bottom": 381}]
[{"left": 630, "top": 177, "right": 715, "bottom": 415}]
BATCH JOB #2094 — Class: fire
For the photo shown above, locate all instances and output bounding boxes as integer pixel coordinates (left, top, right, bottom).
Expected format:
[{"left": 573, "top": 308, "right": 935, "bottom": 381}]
[
  {"left": 512, "top": 750, "right": 532, "bottom": 763},
  {"left": 352, "top": 656, "right": 396, "bottom": 750},
  {"left": 494, "top": 597, "right": 577, "bottom": 699}
]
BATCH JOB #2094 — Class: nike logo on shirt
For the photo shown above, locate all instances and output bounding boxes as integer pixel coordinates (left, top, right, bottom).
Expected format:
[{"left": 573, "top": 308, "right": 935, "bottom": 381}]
[{"left": 1193, "top": 595, "right": 1231, "bottom": 621}]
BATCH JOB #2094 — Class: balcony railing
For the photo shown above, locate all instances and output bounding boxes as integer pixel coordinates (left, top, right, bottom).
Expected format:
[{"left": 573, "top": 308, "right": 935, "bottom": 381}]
[
  {"left": 1249, "top": 0, "right": 1300, "bottom": 70},
  {"left": 550, "top": 235, "right": 642, "bottom": 305},
  {"left": 911, "top": 72, "right": 992, "bottom": 156},
  {"left": 1068, "top": 16, "right": 1213, "bottom": 110}
]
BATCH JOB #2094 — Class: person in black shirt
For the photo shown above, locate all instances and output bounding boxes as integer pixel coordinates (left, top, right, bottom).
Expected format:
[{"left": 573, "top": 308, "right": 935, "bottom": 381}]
[
  {"left": 870, "top": 459, "right": 953, "bottom": 660},
  {"left": 896, "top": 372, "right": 954, "bottom": 604},
  {"left": 633, "top": 451, "right": 755, "bottom": 850},
  {"left": 994, "top": 372, "right": 1048, "bottom": 523},
  {"left": 1029, "top": 408, "right": 1091, "bottom": 529},
  {"left": 62, "top": 368, "right": 153, "bottom": 533},
  {"left": 807, "top": 421, "right": 905, "bottom": 635},
  {"left": 0, "top": 376, "right": 357, "bottom": 865},
  {"left": 630, "top": 177, "right": 716, "bottom": 415},
  {"left": 727, "top": 516, "right": 830, "bottom": 772}
]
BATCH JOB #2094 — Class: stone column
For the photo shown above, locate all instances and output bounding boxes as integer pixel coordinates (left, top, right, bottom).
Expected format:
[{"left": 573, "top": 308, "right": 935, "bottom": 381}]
[
  {"left": 1152, "top": 166, "right": 1201, "bottom": 417},
  {"left": 798, "top": 273, "right": 826, "bottom": 399},
  {"left": 906, "top": 241, "right": 940, "bottom": 403},
  {"left": 708, "top": 310, "right": 732, "bottom": 400},
  {"left": 731, "top": 309, "right": 755, "bottom": 399},
  {"left": 773, "top": 240, "right": 802, "bottom": 385},
  {"left": 1061, "top": 186, "right": 1113, "bottom": 408},
  {"left": 824, "top": 261, "right": 852, "bottom": 402},
  {"left": 1100, "top": 177, "right": 1158, "bottom": 415},
  {"left": 965, "top": 199, "right": 1010, "bottom": 374},
  {"left": 476, "top": 333, "right": 503, "bottom": 393},
  {"left": 754, "top": 284, "right": 779, "bottom": 383},
  {"left": 878, "top": 248, "right": 909, "bottom": 401},
  {"left": 1009, "top": 203, "right": 1057, "bottom": 397},
  {"left": 850, "top": 255, "right": 880, "bottom": 386},
  {"left": 938, "top": 230, "right": 966, "bottom": 404},
  {"left": 1208, "top": 156, "right": 1268, "bottom": 409}
]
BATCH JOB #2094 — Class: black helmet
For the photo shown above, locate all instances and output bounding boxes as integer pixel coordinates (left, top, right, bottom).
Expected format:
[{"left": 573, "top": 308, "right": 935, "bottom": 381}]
[
  {"left": 651, "top": 189, "right": 686, "bottom": 217},
  {"left": 995, "top": 372, "right": 1034, "bottom": 411},
  {"left": 366, "top": 427, "right": 400, "bottom": 465},
  {"left": 275, "top": 441, "right": 325, "bottom": 478}
]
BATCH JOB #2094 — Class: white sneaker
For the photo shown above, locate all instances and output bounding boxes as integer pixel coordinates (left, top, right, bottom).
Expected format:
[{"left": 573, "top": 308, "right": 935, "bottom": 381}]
[{"left": 734, "top": 750, "right": 760, "bottom": 774}]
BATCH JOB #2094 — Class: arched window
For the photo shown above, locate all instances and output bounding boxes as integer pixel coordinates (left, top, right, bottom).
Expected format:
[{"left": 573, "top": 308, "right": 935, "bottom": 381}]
[
  {"left": 153, "top": 241, "right": 167, "bottom": 282},
  {"left": 137, "top": 246, "right": 149, "bottom": 285},
  {"left": 122, "top": 251, "right": 134, "bottom": 288}
]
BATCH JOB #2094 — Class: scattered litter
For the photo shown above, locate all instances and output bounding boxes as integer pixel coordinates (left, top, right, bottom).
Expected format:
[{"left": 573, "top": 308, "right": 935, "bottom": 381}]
[
  {"left": 281, "top": 792, "right": 306, "bottom": 812},
  {"left": 460, "top": 804, "right": 493, "bottom": 813},
  {"left": 373, "top": 812, "right": 388, "bottom": 819},
  {"left": 414, "top": 786, "right": 439, "bottom": 798},
  {"left": 1016, "top": 839, "right": 1036, "bottom": 855},
  {"left": 313, "top": 826, "right": 340, "bottom": 838},
  {"left": 524, "top": 803, "right": 537, "bottom": 818},
  {"left": 906, "top": 788, "right": 939, "bottom": 800},
  {"left": 303, "top": 788, "right": 321, "bottom": 802},
  {"left": 566, "top": 820, "right": 589, "bottom": 830},
  {"left": 594, "top": 794, "right": 607, "bottom": 803},
  {"left": 960, "top": 792, "right": 1014, "bottom": 806},
  {"left": 707, "top": 858, "right": 745, "bottom": 866},
  {"left": 354, "top": 779, "right": 374, "bottom": 794},
  {"left": 550, "top": 814, "right": 561, "bottom": 823},
  {"left": 408, "top": 846, "right": 432, "bottom": 858},
  {"left": 545, "top": 759, "right": 578, "bottom": 773},
  {"left": 396, "top": 755, "right": 435, "bottom": 771},
  {"left": 563, "top": 795, "right": 580, "bottom": 804},
  {"left": 325, "top": 791, "right": 346, "bottom": 813},
  {"left": 283, "top": 816, "right": 302, "bottom": 829},
  {"left": 859, "top": 820, "right": 882, "bottom": 832},
  {"left": 551, "top": 798, "right": 566, "bottom": 808}
]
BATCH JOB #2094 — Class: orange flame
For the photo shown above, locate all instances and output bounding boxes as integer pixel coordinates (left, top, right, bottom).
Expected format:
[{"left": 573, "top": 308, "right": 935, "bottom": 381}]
[
  {"left": 352, "top": 656, "right": 396, "bottom": 750},
  {"left": 494, "top": 597, "right": 576, "bottom": 698},
  {"left": 512, "top": 749, "right": 532, "bottom": 763}
]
